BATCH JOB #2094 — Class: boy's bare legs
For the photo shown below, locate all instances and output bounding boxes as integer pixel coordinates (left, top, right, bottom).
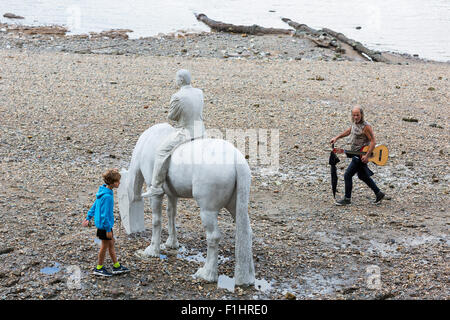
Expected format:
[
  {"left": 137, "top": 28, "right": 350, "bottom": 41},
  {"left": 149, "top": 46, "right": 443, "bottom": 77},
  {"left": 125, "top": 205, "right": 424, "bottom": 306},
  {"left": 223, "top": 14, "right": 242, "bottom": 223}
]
[
  {"left": 98, "top": 240, "right": 109, "bottom": 266},
  {"left": 108, "top": 236, "right": 129, "bottom": 274},
  {"left": 108, "top": 238, "right": 118, "bottom": 265},
  {"left": 93, "top": 239, "right": 114, "bottom": 276},
  {"left": 98, "top": 238, "right": 118, "bottom": 265}
]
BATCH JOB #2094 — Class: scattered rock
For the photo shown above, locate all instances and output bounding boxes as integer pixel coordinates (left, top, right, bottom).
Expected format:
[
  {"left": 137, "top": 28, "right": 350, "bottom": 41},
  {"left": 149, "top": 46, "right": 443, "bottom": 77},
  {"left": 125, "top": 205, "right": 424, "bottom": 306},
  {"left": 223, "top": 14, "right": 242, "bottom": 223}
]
[
  {"left": 405, "top": 161, "right": 414, "bottom": 167},
  {"left": 341, "top": 286, "right": 359, "bottom": 294},
  {"left": 7, "top": 25, "right": 68, "bottom": 36},
  {"left": 0, "top": 247, "right": 14, "bottom": 255},
  {"left": 402, "top": 117, "right": 418, "bottom": 123},
  {"left": 3, "top": 13, "right": 25, "bottom": 19},
  {"left": 308, "top": 75, "right": 325, "bottom": 81},
  {"left": 284, "top": 292, "right": 296, "bottom": 300},
  {"left": 375, "top": 291, "right": 396, "bottom": 300},
  {"left": 90, "top": 29, "right": 133, "bottom": 40}
]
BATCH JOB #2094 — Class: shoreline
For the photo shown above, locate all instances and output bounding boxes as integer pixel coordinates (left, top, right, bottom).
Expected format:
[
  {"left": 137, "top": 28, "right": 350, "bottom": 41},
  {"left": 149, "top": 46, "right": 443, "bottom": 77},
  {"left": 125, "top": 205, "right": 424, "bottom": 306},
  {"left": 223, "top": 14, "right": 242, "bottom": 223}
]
[{"left": 0, "top": 21, "right": 447, "bottom": 65}]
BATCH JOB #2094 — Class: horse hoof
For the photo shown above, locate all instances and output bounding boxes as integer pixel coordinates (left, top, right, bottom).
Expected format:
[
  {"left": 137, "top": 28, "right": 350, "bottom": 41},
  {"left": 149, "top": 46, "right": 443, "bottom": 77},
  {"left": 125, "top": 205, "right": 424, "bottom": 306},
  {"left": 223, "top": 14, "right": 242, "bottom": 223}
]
[
  {"left": 194, "top": 267, "right": 218, "bottom": 283},
  {"left": 163, "top": 240, "right": 180, "bottom": 250},
  {"left": 134, "top": 250, "right": 153, "bottom": 261},
  {"left": 143, "top": 246, "right": 160, "bottom": 257}
]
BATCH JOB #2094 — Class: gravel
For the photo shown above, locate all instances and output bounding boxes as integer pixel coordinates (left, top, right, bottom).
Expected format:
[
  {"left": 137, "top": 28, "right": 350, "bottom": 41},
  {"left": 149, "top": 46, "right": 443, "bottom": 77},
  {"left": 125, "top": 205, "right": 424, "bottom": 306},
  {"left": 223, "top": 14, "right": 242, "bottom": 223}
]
[{"left": 0, "top": 28, "right": 449, "bottom": 300}]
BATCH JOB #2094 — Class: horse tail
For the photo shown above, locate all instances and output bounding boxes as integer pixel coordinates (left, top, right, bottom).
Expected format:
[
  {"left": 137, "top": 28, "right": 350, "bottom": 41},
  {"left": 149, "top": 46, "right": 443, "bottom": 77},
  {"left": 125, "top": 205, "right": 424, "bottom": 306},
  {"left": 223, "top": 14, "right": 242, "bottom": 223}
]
[
  {"left": 234, "top": 152, "right": 255, "bottom": 286},
  {"left": 117, "top": 151, "right": 146, "bottom": 234},
  {"left": 118, "top": 168, "right": 132, "bottom": 233}
]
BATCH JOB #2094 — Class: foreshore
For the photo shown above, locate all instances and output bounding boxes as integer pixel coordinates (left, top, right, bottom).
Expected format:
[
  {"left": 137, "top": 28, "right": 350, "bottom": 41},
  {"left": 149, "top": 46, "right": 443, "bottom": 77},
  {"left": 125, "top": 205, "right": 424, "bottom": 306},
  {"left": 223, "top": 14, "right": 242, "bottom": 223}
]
[
  {"left": 0, "top": 25, "right": 449, "bottom": 300},
  {"left": 1, "top": 21, "right": 445, "bottom": 63}
]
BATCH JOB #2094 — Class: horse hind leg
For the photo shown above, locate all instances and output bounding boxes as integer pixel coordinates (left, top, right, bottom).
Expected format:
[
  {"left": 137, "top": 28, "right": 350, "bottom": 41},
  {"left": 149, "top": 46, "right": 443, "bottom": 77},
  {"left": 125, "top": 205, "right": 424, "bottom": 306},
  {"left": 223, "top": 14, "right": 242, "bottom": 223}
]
[
  {"left": 163, "top": 194, "right": 179, "bottom": 249},
  {"left": 142, "top": 194, "right": 163, "bottom": 257},
  {"left": 225, "top": 189, "right": 237, "bottom": 222},
  {"left": 194, "top": 209, "right": 221, "bottom": 282}
]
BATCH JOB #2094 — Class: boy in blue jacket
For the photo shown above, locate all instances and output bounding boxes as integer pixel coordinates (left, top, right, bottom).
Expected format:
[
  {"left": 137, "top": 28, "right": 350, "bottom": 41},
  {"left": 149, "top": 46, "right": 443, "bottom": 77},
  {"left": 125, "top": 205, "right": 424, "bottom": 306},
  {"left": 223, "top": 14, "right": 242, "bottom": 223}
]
[{"left": 82, "top": 169, "right": 129, "bottom": 276}]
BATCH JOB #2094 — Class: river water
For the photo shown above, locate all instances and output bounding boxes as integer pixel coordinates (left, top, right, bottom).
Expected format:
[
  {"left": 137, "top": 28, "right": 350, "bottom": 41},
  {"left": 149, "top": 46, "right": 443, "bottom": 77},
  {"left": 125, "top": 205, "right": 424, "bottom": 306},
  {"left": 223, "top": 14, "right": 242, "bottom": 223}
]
[{"left": 0, "top": 0, "right": 449, "bottom": 62}]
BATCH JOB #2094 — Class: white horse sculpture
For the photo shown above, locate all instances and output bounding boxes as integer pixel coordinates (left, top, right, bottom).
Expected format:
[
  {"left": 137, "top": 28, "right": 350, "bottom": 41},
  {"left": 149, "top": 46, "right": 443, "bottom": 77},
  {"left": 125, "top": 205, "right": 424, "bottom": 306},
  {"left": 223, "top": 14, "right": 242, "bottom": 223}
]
[{"left": 118, "top": 123, "right": 255, "bottom": 286}]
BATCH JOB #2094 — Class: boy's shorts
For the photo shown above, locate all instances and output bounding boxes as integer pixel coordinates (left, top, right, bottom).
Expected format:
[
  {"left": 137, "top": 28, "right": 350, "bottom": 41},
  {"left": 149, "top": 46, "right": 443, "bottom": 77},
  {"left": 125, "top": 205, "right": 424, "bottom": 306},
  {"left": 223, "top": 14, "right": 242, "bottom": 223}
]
[{"left": 96, "top": 229, "right": 113, "bottom": 240}]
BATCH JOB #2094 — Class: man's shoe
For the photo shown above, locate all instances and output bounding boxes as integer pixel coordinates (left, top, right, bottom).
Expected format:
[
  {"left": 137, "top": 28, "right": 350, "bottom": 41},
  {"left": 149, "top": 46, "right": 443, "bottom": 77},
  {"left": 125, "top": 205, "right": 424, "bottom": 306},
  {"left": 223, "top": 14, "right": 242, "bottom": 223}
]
[
  {"left": 93, "top": 266, "right": 112, "bottom": 277},
  {"left": 374, "top": 191, "right": 385, "bottom": 204},
  {"left": 335, "top": 197, "right": 351, "bottom": 206},
  {"left": 112, "top": 264, "right": 130, "bottom": 275}
]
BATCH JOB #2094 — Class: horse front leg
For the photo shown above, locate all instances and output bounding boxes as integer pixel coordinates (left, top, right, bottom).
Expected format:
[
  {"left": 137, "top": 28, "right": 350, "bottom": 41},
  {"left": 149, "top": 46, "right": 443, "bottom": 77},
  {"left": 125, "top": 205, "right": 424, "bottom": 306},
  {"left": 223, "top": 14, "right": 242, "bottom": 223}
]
[
  {"left": 163, "top": 195, "right": 179, "bottom": 250},
  {"left": 194, "top": 209, "right": 221, "bottom": 282},
  {"left": 143, "top": 195, "right": 163, "bottom": 257}
]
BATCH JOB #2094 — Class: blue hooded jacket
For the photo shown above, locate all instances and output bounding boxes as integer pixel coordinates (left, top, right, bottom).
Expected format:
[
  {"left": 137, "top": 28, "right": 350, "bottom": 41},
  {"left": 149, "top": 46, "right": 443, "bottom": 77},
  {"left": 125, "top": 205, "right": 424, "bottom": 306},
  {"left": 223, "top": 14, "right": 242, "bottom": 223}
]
[{"left": 86, "top": 184, "right": 114, "bottom": 232}]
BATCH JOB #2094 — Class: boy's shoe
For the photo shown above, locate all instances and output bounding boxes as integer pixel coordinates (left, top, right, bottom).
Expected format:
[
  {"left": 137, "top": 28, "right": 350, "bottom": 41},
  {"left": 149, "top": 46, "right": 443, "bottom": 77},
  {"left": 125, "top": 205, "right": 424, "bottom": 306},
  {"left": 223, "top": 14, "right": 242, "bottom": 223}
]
[
  {"left": 335, "top": 197, "right": 351, "bottom": 206},
  {"left": 112, "top": 264, "right": 130, "bottom": 275},
  {"left": 93, "top": 266, "right": 112, "bottom": 277},
  {"left": 374, "top": 191, "right": 385, "bottom": 204}
]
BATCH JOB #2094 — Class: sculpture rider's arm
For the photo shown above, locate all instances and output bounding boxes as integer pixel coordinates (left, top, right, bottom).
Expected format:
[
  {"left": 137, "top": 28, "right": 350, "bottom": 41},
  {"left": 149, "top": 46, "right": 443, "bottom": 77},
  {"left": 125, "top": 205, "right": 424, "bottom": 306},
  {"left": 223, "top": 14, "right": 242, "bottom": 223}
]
[{"left": 168, "top": 95, "right": 182, "bottom": 121}]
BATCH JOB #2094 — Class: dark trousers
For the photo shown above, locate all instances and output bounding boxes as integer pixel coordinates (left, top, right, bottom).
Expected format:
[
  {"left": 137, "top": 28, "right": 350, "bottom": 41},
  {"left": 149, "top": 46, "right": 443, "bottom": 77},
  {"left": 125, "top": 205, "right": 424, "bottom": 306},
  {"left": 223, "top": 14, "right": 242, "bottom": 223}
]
[{"left": 344, "top": 156, "right": 380, "bottom": 199}]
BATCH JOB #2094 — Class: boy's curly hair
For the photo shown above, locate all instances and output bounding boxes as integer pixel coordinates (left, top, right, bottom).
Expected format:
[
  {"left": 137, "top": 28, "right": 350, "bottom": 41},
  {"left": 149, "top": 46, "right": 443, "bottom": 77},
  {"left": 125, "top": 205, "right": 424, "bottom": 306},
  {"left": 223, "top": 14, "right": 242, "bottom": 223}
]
[{"left": 102, "top": 168, "right": 121, "bottom": 186}]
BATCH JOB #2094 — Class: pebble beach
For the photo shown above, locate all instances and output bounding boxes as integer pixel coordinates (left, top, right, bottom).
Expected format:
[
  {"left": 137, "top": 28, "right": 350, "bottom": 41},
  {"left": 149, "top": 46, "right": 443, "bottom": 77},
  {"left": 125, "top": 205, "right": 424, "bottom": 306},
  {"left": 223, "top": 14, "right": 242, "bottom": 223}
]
[{"left": 0, "top": 27, "right": 449, "bottom": 300}]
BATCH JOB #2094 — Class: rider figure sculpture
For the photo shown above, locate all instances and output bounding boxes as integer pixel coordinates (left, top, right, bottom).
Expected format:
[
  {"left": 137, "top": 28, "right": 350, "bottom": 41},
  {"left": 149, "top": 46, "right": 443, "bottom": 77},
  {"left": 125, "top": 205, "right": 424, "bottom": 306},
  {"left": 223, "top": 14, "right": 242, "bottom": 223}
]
[{"left": 149, "top": 69, "right": 205, "bottom": 198}]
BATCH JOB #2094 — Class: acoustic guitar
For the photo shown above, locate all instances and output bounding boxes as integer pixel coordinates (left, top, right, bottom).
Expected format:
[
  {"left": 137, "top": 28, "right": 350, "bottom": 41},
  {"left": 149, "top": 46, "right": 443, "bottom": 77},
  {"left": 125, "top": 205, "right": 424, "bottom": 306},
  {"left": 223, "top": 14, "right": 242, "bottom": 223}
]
[{"left": 333, "top": 145, "right": 389, "bottom": 166}]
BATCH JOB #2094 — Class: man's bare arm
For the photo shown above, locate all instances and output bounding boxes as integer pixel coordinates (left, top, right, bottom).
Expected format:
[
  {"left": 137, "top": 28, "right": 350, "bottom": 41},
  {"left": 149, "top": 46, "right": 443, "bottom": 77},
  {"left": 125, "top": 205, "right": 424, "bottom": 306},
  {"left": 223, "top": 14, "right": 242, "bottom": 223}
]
[
  {"left": 330, "top": 127, "right": 351, "bottom": 144},
  {"left": 362, "top": 125, "right": 376, "bottom": 163}
]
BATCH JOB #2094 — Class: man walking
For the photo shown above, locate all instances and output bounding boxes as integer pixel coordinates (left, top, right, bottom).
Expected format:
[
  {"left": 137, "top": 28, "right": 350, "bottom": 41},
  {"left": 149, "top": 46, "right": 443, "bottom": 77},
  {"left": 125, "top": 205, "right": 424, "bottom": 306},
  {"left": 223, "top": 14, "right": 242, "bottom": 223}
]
[{"left": 330, "top": 106, "right": 385, "bottom": 205}]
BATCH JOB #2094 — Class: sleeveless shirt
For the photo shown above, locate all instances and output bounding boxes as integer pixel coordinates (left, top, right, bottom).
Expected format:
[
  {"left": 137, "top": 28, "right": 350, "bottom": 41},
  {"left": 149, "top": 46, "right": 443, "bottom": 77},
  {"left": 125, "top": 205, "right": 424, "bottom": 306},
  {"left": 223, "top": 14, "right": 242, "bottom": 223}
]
[{"left": 350, "top": 120, "right": 370, "bottom": 151}]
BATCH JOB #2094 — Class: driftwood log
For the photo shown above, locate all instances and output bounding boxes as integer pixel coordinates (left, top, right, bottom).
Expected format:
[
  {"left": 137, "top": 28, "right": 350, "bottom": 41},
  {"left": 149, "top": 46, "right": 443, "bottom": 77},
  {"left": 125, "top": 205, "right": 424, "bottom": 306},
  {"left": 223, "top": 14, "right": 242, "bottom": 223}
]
[
  {"left": 282, "top": 17, "right": 389, "bottom": 63},
  {"left": 3, "top": 13, "right": 25, "bottom": 19},
  {"left": 281, "top": 18, "right": 319, "bottom": 35},
  {"left": 6, "top": 25, "right": 68, "bottom": 36},
  {"left": 281, "top": 17, "right": 341, "bottom": 51},
  {"left": 195, "top": 13, "right": 390, "bottom": 63},
  {"left": 321, "top": 27, "right": 389, "bottom": 63},
  {"left": 195, "top": 13, "right": 292, "bottom": 35},
  {"left": 195, "top": 13, "right": 340, "bottom": 51}
]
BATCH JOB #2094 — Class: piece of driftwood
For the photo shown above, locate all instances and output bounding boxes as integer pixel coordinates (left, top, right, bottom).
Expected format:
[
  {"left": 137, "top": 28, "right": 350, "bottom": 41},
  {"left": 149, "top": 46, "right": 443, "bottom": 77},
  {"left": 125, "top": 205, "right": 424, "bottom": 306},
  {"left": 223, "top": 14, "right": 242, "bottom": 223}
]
[
  {"left": 282, "top": 17, "right": 341, "bottom": 52},
  {"left": 6, "top": 25, "right": 68, "bottom": 36},
  {"left": 3, "top": 13, "right": 25, "bottom": 19},
  {"left": 195, "top": 13, "right": 292, "bottom": 35},
  {"left": 281, "top": 18, "right": 319, "bottom": 35},
  {"left": 307, "top": 34, "right": 339, "bottom": 48},
  {"left": 194, "top": 13, "right": 389, "bottom": 63},
  {"left": 282, "top": 17, "right": 389, "bottom": 63},
  {"left": 321, "top": 27, "right": 389, "bottom": 63}
]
